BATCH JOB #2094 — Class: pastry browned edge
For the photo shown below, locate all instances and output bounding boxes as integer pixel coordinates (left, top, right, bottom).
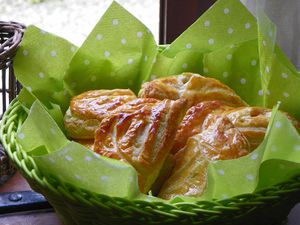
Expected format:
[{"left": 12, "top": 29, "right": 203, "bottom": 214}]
[
  {"left": 139, "top": 72, "right": 248, "bottom": 108},
  {"left": 64, "top": 89, "right": 136, "bottom": 139},
  {"left": 64, "top": 73, "right": 300, "bottom": 199},
  {"left": 94, "top": 98, "right": 187, "bottom": 193}
]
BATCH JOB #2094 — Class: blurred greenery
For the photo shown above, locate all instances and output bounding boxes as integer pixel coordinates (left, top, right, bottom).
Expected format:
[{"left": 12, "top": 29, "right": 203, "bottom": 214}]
[{"left": 30, "top": 0, "right": 44, "bottom": 3}]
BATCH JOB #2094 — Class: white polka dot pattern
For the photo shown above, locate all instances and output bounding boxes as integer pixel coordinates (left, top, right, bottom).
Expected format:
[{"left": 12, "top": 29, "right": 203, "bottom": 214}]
[
  {"left": 218, "top": 169, "right": 225, "bottom": 175},
  {"left": 294, "top": 145, "right": 300, "bottom": 151},
  {"left": 96, "top": 34, "right": 103, "bottom": 40},
  {"left": 18, "top": 133, "right": 25, "bottom": 139},
  {"left": 38, "top": 72, "right": 45, "bottom": 78},
  {"left": 112, "top": 19, "right": 119, "bottom": 25},
  {"left": 186, "top": 43, "right": 192, "bottom": 49},
  {"left": 204, "top": 20, "right": 210, "bottom": 27},
  {"left": 128, "top": 58, "right": 133, "bottom": 64},
  {"left": 104, "top": 51, "right": 110, "bottom": 58},
  {"left": 275, "top": 121, "right": 282, "bottom": 128},
  {"left": 246, "top": 174, "right": 254, "bottom": 181},
  {"left": 121, "top": 38, "right": 126, "bottom": 44},
  {"left": 227, "top": 28, "right": 234, "bottom": 34},
  {"left": 224, "top": 8, "right": 230, "bottom": 14},
  {"left": 50, "top": 50, "right": 57, "bottom": 57}
]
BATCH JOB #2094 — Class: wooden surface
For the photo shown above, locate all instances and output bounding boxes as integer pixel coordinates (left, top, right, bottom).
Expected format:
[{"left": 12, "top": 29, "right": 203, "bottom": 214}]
[
  {"left": 0, "top": 210, "right": 63, "bottom": 225},
  {"left": 0, "top": 171, "right": 31, "bottom": 193},
  {"left": 0, "top": 171, "right": 62, "bottom": 225}
]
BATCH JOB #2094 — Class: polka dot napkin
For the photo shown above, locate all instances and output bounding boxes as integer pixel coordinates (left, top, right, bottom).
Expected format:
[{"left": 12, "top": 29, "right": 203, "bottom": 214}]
[{"left": 13, "top": 0, "right": 300, "bottom": 201}]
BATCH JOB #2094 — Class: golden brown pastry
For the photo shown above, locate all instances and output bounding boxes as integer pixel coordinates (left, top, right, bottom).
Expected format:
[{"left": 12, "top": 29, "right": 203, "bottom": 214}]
[
  {"left": 172, "top": 101, "right": 232, "bottom": 154},
  {"left": 160, "top": 105, "right": 300, "bottom": 199},
  {"left": 159, "top": 115, "right": 250, "bottom": 199},
  {"left": 63, "top": 74, "right": 300, "bottom": 200},
  {"left": 94, "top": 98, "right": 187, "bottom": 193},
  {"left": 158, "top": 138, "right": 209, "bottom": 200},
  {"left": 173, "top": 103, "right": 300, "bottom": 154},
  {"left": 224, "top": 107, "right": 300, "bottom": 150},
  {"left": 223, "top": 107, "right": 272, "bottom": 150},
  {"left": 64, "top": 89, "right": 136, "bottom": 139},
  {"left": 196, "top": 115, "right": 251, "bottom": 160},
  {"left": 150, "top": 154, "right": 175, "bottom": 195},
  {"left": 139, "top": 73, "right": 247, "bottom": 108}
]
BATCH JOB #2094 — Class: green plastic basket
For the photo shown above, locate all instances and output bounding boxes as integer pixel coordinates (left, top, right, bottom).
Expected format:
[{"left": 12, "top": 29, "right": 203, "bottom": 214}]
[{"left": 1, "top": 99, "right": 300, "bottom": 225}]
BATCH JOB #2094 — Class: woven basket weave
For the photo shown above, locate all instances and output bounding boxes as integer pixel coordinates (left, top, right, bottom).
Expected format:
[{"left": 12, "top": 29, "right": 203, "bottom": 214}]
[
  {"left": 1, "top": 99, "right": 300, "bottom": 225},
  {"left": 0, "top": 21, "right": 24, "bottom": 185}
]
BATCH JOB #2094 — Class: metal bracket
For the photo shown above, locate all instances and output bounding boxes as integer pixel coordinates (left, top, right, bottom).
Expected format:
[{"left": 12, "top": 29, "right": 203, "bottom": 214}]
[{"left": 0, "top": 191, "right": 52, "bottom": 214}]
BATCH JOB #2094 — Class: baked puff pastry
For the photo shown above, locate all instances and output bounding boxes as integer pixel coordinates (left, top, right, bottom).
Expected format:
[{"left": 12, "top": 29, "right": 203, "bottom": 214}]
[
  {"left": 159, "top": 115, "right": 250, "bottom": 199},
  {"left": 172, "top": 101, "right": 233, "bottom": 154},
  {"left": 139, "top": 73, "right": 247, "bottom": 108},
  {"left": 173, "top": 103, "right": 300, "bottom": 154},
  {"left": 222, "top": 107, "right": 272, "bottom": 150},
  {"left": 224, "top": 107, "right": 300, "bottom": 150},
  {"left": 93, "top": 98, "right": 187, "bottom": 193},
  {"left": 64, "top": 89, "right": 136, "bottom": 139}
]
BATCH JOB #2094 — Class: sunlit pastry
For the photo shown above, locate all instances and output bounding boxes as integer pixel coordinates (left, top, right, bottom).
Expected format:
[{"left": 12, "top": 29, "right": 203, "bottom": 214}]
[
  {"left": 173, "top": 103, "right": 300, "bottom": 153},
  {"left": 159, "top": 115, "right": 250, "bottom": 199},
  {"left": 64, "top": 89, "right": 136, "bottom": 139},
  {"left": 93, "top": 98, "right": 187, "bottom": 193},
  {"left": 158, "top": 137, "right": 209, "bottom": 200},
  {"left": 172, "top": 101, "right": 232, "bottom": 154},
  {"left": 139, "top": 73, "right": 247, "bottom": 108},
  {"left": 63, "top": 73, "right": 300, "bottom": 200},
  {"left": 222, "top": 107, "right": 271, "bottom": 150},
  {"left": 196, "top": 115, "right": 251, "bottom": 160},
  {"left": 223, "top": 107, "right": 300, "bottom": 150}
]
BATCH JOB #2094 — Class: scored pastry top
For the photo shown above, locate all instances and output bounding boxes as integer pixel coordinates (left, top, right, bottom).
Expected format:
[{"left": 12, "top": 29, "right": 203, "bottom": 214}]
[
  {"left": 159, "top": 114, "right": 251, "bottom": 200},
  {"left": 64, "top": 73, "right": 300, "bottom": 200},
  {"left": 94, "top": 98, "right": 187, "bottom": 193},
  {"left": 172, "top": 101, "right": 232, "bottom": 154},
  {"left": 70, "top": 89, "right": 137, "bottom": 120},
  {"left": 64, "top": 89, "right": 137, "bottom": 139},
  {"left": 139, "top": 73, "right": 247, "bottom": 108}
]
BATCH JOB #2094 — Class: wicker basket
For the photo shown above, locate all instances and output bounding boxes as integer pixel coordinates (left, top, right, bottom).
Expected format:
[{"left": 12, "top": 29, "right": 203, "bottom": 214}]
[
  {"left": 1, "top": 98, "right": 299, "bottom": 224},
  {"left": 0, "top": 21, "right": 24, "bottom": 185},
  {"left": 0, "top": 19, "right": 299, "bottom": 225}
]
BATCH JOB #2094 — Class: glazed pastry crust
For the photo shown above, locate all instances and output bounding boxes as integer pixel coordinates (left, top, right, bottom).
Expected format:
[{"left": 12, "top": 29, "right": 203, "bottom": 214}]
[
  {"left": 63, "top": 74, "right": 300, "bottom": 200},
  {"left": 158, "top": 137, "right": 209, "bottom": 199},
  {"left": 223, "top": 107, "right": 272, "bottom": 150},
  {"left": 139, "top": 73, "right": 247, "bottom": 108},
  {"left": 172, "top": 101, "right": 232, "bottom": 154},
  {"left": 94, "top": 98, "right": 187, "bottom": 193},
  {"left": 173, "top": 104, "right": 286, "bottom": 154},
  {"left": 64, "top": 108, "right": 101, "bottom": 139},
  {"left": 159, "top": 115, "right": 250, "bottom": 199},
  {"left": 197, "top": 115, "right": 250, "bottom": 160},
  {"left": 64, "top": 89, "right": 136, "bottom": 139},
  {"left": 70, "top": 89, "right": 136, "bottom": 120}
]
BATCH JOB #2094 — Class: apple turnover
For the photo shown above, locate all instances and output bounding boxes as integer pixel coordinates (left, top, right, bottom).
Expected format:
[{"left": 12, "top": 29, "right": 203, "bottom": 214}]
[
  {"left": 93, "top": 98, "right": 187, "bottom": 193},
  {"left": 64, "top": 73, "right": 300, "bottom": 200},
  {"left": 174, "top": 103, "right": 300, "bottom": 154},
  {"left": 172, "top": 101, "right": 232, "bottom": 154},
  {"left": 159, "top": 115, "right": 250, "bottom": 199},
  {"left": 139, "top": 73, "right": 247, "bottom": 108},
  {"left": 64, "top": 89, "right": 136, "bottom": 139}
]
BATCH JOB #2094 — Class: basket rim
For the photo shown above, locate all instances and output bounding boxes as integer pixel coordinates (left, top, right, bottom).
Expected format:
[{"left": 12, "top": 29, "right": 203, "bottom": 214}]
[
  {"left": 2, "top": 99, "right": 300, "bottom": 219},
  {"left": 0, "top": 21, "right": 25, "bottom": 69}
]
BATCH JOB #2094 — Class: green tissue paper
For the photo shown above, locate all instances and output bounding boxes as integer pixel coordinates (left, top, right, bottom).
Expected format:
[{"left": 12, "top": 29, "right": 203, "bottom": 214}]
[{"left": 12, "top": 0, "right": 300, "bottom": 202}]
